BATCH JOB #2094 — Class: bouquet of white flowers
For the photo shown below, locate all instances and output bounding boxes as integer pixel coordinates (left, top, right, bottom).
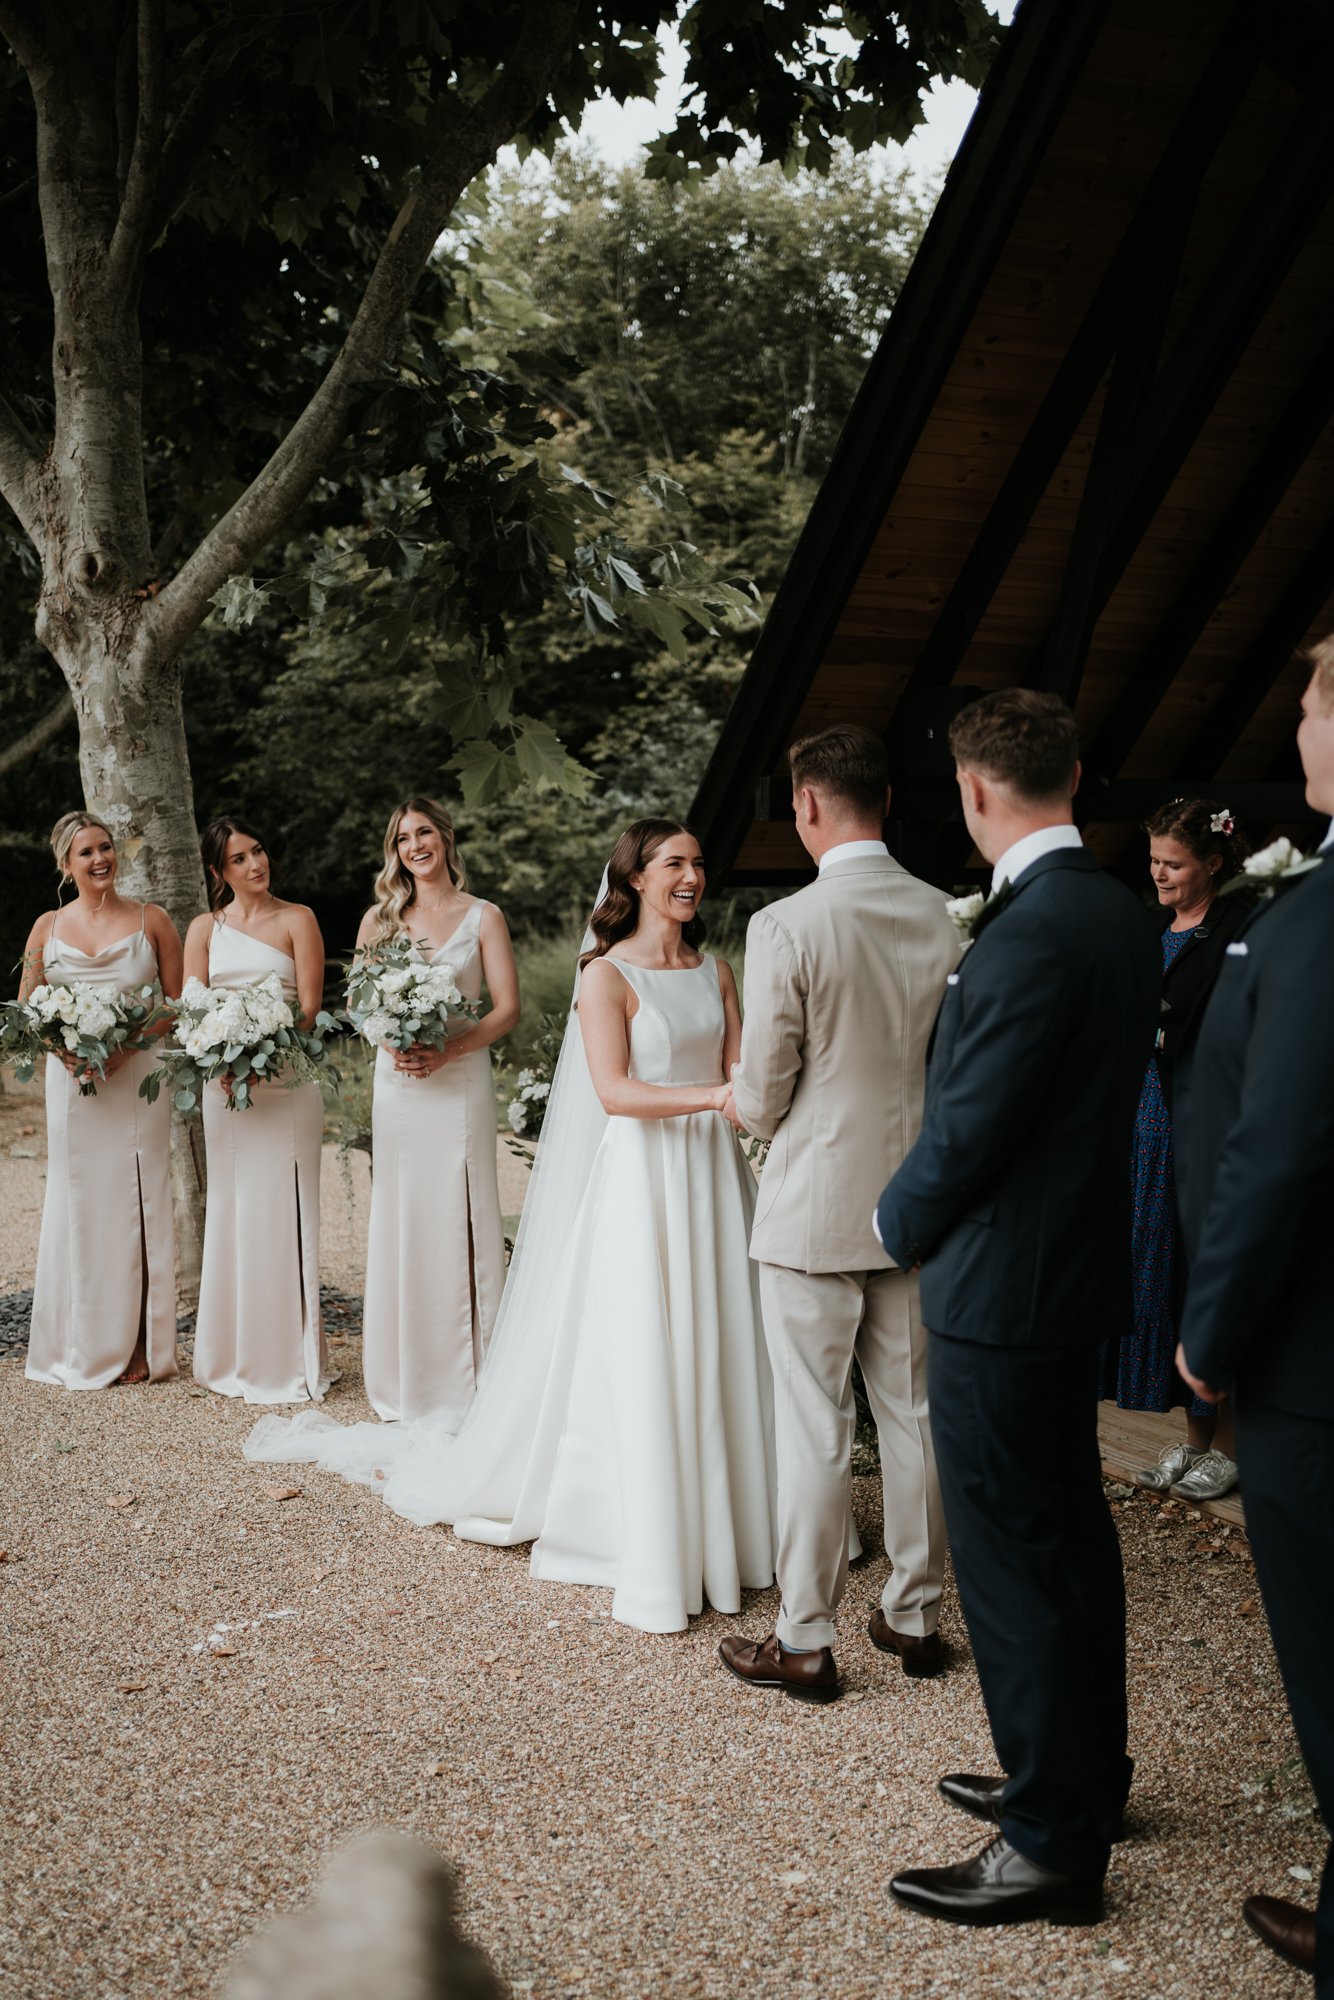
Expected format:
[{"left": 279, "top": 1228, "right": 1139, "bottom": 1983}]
[
  {"left": 140, "top": 973, "right": 341, "bottom": 1113},
  {"left": 344, "top": 936, "right": 477, "bottom": 1055},
  {"left": 0, "top": 982, "right": 163, "bottom": 1095}
]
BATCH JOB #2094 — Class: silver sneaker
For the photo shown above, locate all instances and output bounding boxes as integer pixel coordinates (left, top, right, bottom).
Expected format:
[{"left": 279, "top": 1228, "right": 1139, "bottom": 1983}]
[
  {"left": 1132, "top": 1442, "right": 1203, "bottom": 1492},
  {"left": 1170, "top": 1449, "right": 1239, "bottom": 1501}
]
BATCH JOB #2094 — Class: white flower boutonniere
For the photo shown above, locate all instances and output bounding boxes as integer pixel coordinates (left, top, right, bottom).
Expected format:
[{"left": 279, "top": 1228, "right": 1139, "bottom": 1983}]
[
  {"left": 945, "top": 889, "right": 994, "bottom": 947},
  {"left": 1219, "top": 836, "right": 1323, "bottom": 898}
]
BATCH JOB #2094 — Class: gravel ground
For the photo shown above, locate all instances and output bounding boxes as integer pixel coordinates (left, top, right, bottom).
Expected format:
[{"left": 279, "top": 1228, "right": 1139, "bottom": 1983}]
[{"left": 0, "top": 1083, "right": 1324, "bottom": 2000}]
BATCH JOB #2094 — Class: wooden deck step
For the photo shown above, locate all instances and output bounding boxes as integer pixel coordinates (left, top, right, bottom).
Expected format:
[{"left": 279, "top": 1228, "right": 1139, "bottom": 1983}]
[{"left": 1098, "top": 1402, "right": 1245, "bottom": 1529}]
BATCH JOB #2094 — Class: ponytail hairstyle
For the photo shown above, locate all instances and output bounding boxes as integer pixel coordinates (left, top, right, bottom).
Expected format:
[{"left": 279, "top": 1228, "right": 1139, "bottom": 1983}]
[
  {"left": 50, "top": 811, "right": 115, "bottom": 888},
  {"left": 1143, "top": 797, "right": 1249, "bottom": 886},
  {"left": 579, "top": 819, "right": 705, "bottom": 969},
  {"left": 368, "top": 797, "right": 468, "bottom": 943},
  {"left": 201, "top": 815, "right": 274, "bottom": 912}
]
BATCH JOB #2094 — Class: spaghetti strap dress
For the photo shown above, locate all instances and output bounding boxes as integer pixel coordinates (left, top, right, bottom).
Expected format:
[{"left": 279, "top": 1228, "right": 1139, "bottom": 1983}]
[
  {"left": 26, "top": 905, "right": 177, "bottom": 1389},
  {"left": 192, "top": 919, "right": 330, "bottom": 1404},
  {"left": 361, "top": 900, "right": 506, "bottom": 1422}
]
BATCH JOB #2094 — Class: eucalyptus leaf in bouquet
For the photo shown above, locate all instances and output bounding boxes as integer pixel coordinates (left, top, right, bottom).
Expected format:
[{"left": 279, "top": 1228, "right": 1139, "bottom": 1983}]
[
  {"left": 141, "top": 974, "right": 341, "bottom": 1113},
  {"left": 344, "top": 936, "right": 478, "bottom": 1054},
  {"left": 0, "top": 983, "right": 164, "bottom": 1095}
]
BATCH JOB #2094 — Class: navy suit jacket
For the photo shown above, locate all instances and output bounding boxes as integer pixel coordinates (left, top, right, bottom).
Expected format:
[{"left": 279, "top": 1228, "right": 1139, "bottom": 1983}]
[
  {"left": 1177, "top": 850, "right": 1334, "bottom": 1417},
  {"left": 876, "top": 847, "right": 1160, "bottom": 1348}
]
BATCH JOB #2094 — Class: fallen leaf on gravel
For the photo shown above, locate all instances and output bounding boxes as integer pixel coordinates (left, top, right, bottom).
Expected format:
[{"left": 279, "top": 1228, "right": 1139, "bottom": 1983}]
[
  {"left": 777, "top": 1871, "right": 809, "bottom": 1886},
  {"left": 311, "top": 1654, "right": 337, "bottom": 1664},
  {"left": 424, "top": 1762, "right": 446, "bottom": 1779},
  {"left": 211, "top": 1646, "right": 237, "bottom": 1658},
  {"left": 117, "top": 1681, "right": 149, "bottom": 1692},
  {"left": 505, "top": 1668, "right": 522, "bottom": 1681},
  {"left": 842, "top": 1691, "right": 867, "bottom": 1704},
  {"left": 1240, "top": 1599, "right": 1259, "bottom": 1617},
  {"left": 383, "top": 1607, "right": 404, "bottom": 1618},
  {"left": 1289, "top": 1865, "right": 1314, "bottom": 1882},
  {"left": 105, "top": 1495, "right": 135, "bottom": 1509},
  {"left": 312, "top": 1566, "right": 335, "bottom": 1584},
  {"left": 263, "top": 1486, "right": 302, "bottom": 1502},
  {"left": 482, "top": 1652, "right": 500, "bottom": 1666},
  {"left": 0, "top": 1551, "right": 8, "bottom": 1562}
]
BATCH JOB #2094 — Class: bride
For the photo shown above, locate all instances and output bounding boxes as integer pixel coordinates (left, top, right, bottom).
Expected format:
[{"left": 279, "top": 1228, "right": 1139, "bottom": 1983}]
[{"left": 246, "top": 818, "right": 779, "bottom": 1632}]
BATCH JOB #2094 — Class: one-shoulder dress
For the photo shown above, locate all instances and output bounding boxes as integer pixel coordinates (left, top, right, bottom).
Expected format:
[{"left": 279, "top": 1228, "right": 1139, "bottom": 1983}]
[
  {"left": 192, "top": 919, "right": 330, "bottom": 1404},
  {"left": 26, "top": 906, "right": 177, "bottom": 1389}
]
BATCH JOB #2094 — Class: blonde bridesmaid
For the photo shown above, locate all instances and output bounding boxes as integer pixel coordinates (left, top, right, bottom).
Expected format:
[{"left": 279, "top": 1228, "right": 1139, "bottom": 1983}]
[
  {"left": 23, "top": 812, "right": 182, "bottom": 1389},
  {"left": 186, "top": 817, "right": 331, "bottom": 1404},
  {"left": 357, "top": 797, "right": 518, "bottom": 1422}
]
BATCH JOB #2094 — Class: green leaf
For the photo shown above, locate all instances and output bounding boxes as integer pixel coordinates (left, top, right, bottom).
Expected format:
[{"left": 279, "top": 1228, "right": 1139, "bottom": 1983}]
[{"left": 449, "top": 739, "right": 519, "bottom": 807}]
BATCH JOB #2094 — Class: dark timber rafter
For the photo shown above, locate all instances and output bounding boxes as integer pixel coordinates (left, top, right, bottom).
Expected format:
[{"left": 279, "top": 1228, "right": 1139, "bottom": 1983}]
[
  {"left": 1037, "top": 112, "right": 1334, "bottom": 707},
  {"left": 891, "top": 2, "right": 1259, "bottom": 705},
  {"left": 1173, "top": 515, "right": 1334, "bottom": 779},
  {"left": 1085, "top": 332, "right": 1334, "bottom": 779}
]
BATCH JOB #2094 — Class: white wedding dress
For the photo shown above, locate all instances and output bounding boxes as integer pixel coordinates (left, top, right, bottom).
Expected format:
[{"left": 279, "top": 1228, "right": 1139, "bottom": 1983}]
[{"left": 246, "top": 951, "right": 779, "bottom": 1632}]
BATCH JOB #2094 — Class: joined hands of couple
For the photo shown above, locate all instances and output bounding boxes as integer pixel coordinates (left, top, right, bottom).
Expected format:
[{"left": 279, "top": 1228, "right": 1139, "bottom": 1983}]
[{"left": 718, "top": 1067, "right": 747, "bottom": 1133}]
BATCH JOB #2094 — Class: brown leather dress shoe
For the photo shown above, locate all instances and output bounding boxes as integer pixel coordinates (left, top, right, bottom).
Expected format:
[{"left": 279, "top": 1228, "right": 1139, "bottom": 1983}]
[
  {"left": 718, "top": 1632, "right": 841, "bottom": 1704},
  {"left": 1242, "top": 1894, "right": 1316, "bottom": 1971},
  {"left": 868, "top": 1606, "right": 944, "bottom": 1677}
]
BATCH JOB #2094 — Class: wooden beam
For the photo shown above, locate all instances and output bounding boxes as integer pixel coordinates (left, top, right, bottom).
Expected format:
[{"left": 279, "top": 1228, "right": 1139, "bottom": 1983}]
[
  {"left": 691, "top": 0, "right": 1111, "bottom": 882},
  {"left": 892, "top": 6, "right": 1260, "bottom": 705},
  {"left": 1175, "top": 512, "right": 1334, "bottom": 777},
  {"left": 1084, "top": 330, "right": 1334, "bottom": 779}
]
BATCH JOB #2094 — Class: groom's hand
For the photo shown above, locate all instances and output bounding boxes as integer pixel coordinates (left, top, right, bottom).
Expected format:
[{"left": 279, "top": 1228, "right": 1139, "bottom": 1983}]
[{"left": 720, "top": 1086, "right": 746, "bottom": 1132}]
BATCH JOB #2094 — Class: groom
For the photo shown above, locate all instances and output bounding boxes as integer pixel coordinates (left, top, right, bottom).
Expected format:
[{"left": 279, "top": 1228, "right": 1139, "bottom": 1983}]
[
  {"left": 717, "top": 723, "right": 958, "bottom": 1703},
  {"left": 876, "top": 689, "right": 1159, "bottom": 1925}
]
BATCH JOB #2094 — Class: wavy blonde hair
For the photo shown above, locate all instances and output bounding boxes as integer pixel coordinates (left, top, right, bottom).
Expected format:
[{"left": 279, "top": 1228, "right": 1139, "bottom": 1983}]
[
  {"left": 368, "top": 797, "right": 468, "bottom": 942},
  {"left": 50, "top": 810, "right": 115, "bottom": 883}
]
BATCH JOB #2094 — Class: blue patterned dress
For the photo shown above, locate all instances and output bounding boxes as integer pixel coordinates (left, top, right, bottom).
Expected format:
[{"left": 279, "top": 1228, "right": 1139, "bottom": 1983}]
[{"left": 1101, "top": 923, "right": 1212, "bottom": 1416}]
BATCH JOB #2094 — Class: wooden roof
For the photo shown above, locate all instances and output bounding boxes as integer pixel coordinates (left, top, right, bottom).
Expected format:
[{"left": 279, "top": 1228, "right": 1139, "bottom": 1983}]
[{"left": 690, "top": 0, "right": 1334, "bottom": 885}]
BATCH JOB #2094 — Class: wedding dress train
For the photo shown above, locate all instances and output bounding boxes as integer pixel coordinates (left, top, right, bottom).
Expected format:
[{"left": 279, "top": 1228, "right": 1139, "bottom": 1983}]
[{"left": 246, "top": 953, "right": 778, "bottom": 1632}]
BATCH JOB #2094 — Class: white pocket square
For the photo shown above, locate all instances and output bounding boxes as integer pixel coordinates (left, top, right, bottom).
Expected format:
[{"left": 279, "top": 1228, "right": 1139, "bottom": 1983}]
[
  {"left": 1225, "top": 942, "right": 1249, "bottom": 957},
  {"left": 946, "top": 972, "right": 960, "bottom": 986}
]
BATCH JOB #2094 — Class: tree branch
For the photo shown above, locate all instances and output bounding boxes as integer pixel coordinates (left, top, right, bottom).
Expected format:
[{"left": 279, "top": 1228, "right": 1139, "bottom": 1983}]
[
  {"left": 146, "top": 0, "right": 579, "bottom": 663},
  {"left": 0, "top": 688, "right": 76, "bottom": 778},
  {"left": 144, "top": 34, "right": 264, "bottom": 245},
  {"left": 106, "top": 0, "right": 165, "bottom": 299},
  {"left": 0, "top": 1, "right": 55, "bottom": 69},
  {"left": 0, "top": 391, "right": 43, "bottom": 542},
  {"left": 0, "top": 174, "right": 35, "bottom": 211}
]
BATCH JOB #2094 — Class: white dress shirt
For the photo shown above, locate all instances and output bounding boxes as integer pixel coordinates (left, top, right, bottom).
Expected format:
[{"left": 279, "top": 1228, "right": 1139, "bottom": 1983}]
[
  {"left": 1320, "top": 820, "right": 1334, "bottom": 853},
  {"left": 990, "top": 822, "right": 1083, "bottom": 893},
  {"left": 818, "top": 838, "right": 890, "bottom": 873}
]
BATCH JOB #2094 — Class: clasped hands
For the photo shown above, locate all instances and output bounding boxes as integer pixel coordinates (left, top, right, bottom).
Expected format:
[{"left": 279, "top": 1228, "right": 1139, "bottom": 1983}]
[
  {"left": 393, "top": 1041, "right": 453, "bottom": 1080},
  {"left": 717, "top": 1067, "right": 747, "bottom": 1133}
]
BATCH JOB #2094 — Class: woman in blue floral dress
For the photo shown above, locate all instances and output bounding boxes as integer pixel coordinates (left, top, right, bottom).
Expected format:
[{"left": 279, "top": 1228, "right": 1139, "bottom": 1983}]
[{"left": 1101, "top": 798, "right": 1252, "bottom": 1502}]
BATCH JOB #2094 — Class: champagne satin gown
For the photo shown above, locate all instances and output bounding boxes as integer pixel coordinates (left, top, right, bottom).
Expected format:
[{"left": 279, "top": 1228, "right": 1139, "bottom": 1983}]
[
  {"left": 26, "top": 906, "right": 177, "bottom": 1389},
  {"left": 192, "top": 919, "right": 331, "bottom": 1403},
  {"left": 362, "top": 900, "right": 506, "bottom": 1421}
]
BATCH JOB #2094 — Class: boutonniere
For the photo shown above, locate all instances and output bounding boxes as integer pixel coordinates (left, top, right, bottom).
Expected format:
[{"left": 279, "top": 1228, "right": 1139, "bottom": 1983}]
[
  {"left": 945, "top": 881, "right": 1011, "bottom": 947},
  {"left": 1219, "top": 836, "right": 1322, "bottom": 899}
]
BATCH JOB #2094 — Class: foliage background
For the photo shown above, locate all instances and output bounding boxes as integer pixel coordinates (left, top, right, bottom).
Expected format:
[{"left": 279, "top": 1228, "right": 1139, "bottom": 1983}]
[{"left": 1, "top": 146, "right": 933, "bottom": 1058}]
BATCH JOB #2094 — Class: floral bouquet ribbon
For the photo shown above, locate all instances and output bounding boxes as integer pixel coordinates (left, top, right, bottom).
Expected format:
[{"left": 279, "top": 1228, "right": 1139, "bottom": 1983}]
[
  {"left": 140, "top": 973, "right": 341, "bottom": 1113},
  {"left": 0, "top": 982, "right": 164, "bottom": 1095}
]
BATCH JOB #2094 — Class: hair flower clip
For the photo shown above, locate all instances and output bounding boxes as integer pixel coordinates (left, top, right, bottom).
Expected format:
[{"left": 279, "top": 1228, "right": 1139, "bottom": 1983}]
[{"left": 1209, "top": 809, "right": 1234, "bottom": 836}]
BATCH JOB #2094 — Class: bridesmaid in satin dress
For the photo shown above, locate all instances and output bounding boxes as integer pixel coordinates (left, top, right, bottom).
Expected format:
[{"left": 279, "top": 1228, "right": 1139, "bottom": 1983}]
[
  {"left": 356, "top": 797, "right": 518, "bottom": 1422},
  {"left": 186, "top": 817, "right": 332, "bottom": 1404},
  {"left": 22, "top": 811, "right": 183, "bottom": 1389}
]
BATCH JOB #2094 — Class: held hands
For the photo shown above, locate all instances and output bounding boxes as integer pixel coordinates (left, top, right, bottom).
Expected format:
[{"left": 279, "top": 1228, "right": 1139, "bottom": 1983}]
[
  {"left": 716, "top": 1083, "right": 747, "bottom": 1132},
  {"left": 1175, "top": 1340, "right": 1223, "bottom": 1406}
]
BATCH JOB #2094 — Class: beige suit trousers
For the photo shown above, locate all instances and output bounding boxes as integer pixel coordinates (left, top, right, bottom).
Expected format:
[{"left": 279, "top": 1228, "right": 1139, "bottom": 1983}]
[{"left": 758, "top": 1262, "right": 946, "bottom": 1651}]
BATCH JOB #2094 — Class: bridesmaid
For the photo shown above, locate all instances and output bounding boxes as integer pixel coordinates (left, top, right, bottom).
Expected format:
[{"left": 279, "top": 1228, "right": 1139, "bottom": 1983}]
[
  {"left": 357, "top": 797, "right": 519, "bottom": 1422},
  {"left": 22, "top": 811, "right": 182, "bottom": 1389},
  {"left": 186, "top": 817, "right": 332, "bottom": 1404}
]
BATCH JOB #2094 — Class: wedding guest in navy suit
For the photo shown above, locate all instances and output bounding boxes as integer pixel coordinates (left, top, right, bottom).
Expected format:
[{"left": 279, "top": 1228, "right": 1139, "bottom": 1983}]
[
  {"left": 1176, "top": 641, "right": 1334, "bottom": 1992},
  {"left": 876, "top": 689, "right": 1159, "bottom": 1927}
]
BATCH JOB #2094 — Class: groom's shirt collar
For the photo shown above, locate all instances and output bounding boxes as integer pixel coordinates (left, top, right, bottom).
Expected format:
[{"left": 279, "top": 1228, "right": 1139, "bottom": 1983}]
[
  {"left": 991, "top": 822, "right": 1083, "bottom": 894},
  {"left": 818, "top": 839, "right": 889, "bottom": 873},
  {"left": 1321, "top": 820, "right": 1334, "bottom": 854}
]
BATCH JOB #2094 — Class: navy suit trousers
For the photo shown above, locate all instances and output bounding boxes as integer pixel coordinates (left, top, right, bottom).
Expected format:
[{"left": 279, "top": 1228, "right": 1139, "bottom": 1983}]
[{"left": 927, "top": 1334, "right": 1131, "bottom": 1879}]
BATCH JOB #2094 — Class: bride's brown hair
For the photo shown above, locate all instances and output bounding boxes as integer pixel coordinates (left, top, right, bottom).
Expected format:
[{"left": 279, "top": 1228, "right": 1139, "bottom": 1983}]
[{"left": 579, "top": 819, "right": 706, "bottom": 968}]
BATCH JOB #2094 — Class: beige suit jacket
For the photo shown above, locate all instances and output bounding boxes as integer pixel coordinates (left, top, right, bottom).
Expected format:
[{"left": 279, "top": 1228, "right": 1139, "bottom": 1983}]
[{"left": 732, "top": 853, "right": 958, "bottom": 1274}]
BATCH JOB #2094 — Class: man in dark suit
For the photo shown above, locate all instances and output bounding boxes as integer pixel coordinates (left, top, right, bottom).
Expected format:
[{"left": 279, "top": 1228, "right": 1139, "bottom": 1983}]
[
  {"left": 876, "top": 688, "right": 1159, "bottom": 1926},
  {"left": 1176, "top": 645, "right": 1334, "bottom": 1992}
]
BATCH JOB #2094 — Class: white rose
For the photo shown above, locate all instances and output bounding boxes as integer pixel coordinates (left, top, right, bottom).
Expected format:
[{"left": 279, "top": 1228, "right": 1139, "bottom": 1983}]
[
  {"left": 380, "top": 969, "right": 413, "bottom": 995},
  {"left": 508, "top": 1101, "right": 528, "bottom": 1133}
]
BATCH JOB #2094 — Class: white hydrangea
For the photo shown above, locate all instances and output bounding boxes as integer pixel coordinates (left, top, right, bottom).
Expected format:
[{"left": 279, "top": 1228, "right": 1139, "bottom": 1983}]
[
  {"left": 359, "top": 1011, "right": 395, "bottom": 1047},
  {"left": 508, "top": 1100, "right": 529, "bottom": 1134}
]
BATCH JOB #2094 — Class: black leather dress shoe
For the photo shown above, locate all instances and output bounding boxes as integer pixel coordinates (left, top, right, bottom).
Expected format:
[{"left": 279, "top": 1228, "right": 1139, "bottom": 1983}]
[
  {"left": 939, "top": 1773, "right": 1126, "bottom": 1841},
  {"left": 890, "top": 1835, "right": 1104, "bottom": 1927},
  {"left": 1242, "top": 1894, "right": 1316, "bottom": 1971}
]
